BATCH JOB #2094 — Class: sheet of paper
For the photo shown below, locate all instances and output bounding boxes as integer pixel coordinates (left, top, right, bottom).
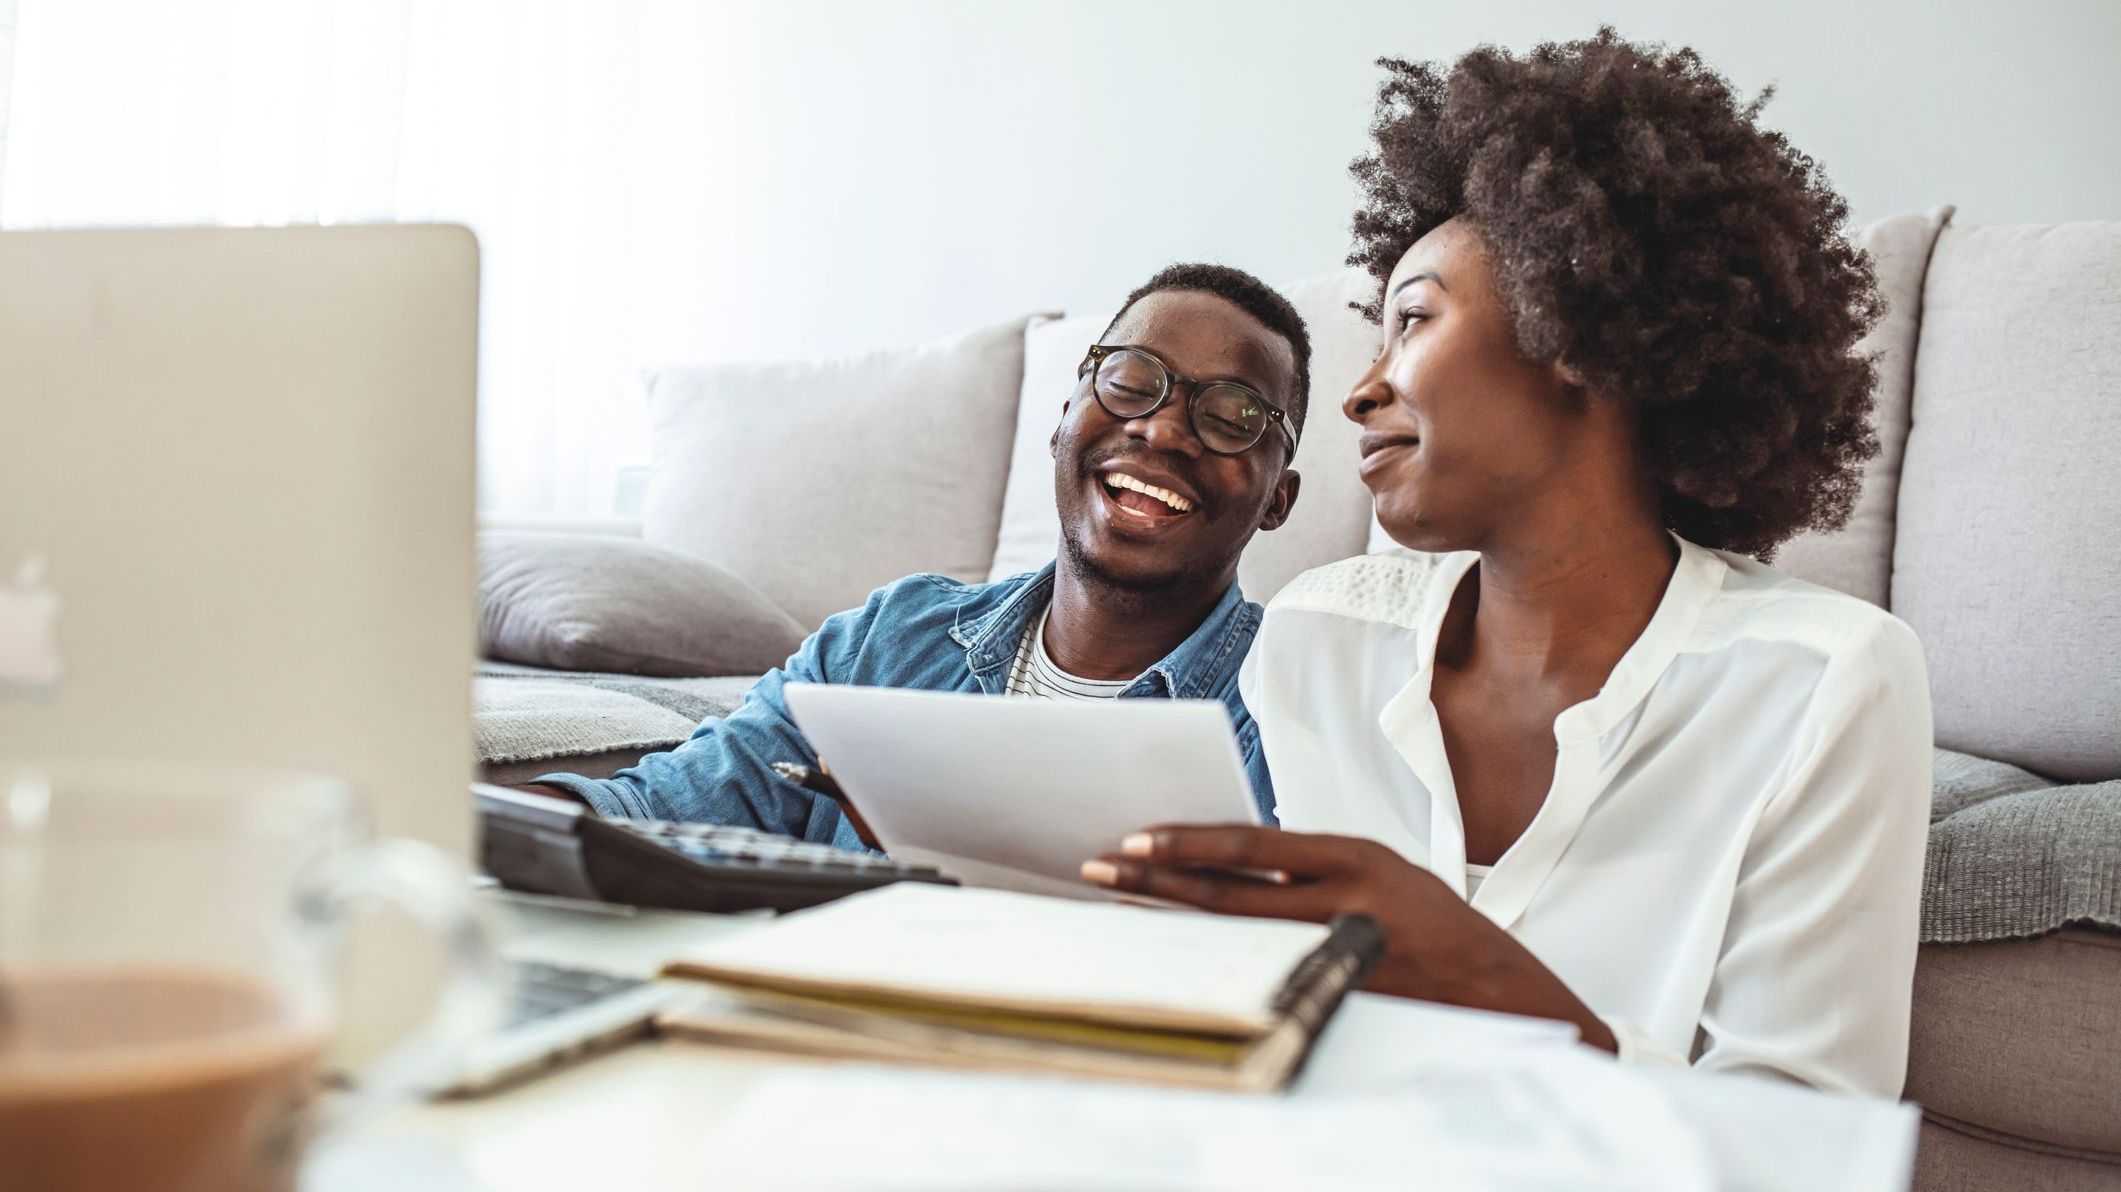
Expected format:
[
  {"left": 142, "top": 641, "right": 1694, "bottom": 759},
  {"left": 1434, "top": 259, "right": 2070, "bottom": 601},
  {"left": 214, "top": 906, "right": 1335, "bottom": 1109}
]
[
  {"left": 1632, "top": 1066, "right": 1919, "bottom": 1192},
  {"left": 666, "top": 884, "right": 1329, "bottom": 1032},
  {"left": 781, "top": 683, "right": 1259, "bottom": 889},
  {"left": 880, "top": 849, "right": 1147, "bottom": 903},
  {"left": 1294, "top": 992, "right": 1581, "bottom": 1094},
  {"left": 1302, "top": 992, "right": 1918, "bottom": 1191},
  {"left": 700, "top": 1050, "right": 1720, "bottom": 1192}
]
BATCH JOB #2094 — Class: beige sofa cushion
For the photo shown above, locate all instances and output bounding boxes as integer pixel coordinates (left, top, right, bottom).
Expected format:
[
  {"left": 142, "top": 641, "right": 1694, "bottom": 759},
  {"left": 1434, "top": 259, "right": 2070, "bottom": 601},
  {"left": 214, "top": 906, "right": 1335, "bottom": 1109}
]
[
  {"left": 1907, "top": 930, "right": 2121, "bottom": 1159},
  {"left": 1236, "top": 267, "right": 1383, "bottom": 601},
  {"left": 1915, "top": 1118, "right": 2121, "bottom": 1192},
  {"left": 1774, "top": 207, "right": 1955, "bottom": 606},
  {"left": 1891, "top": 222, "right": 2121, "bottom": 782},
  {"left": 985, "top": 271, "right": 1382, "bottom": 604},
  {"left": 986, "top": 313, "right": 1103, "bottom": 583},
  {"left": 644, "top": 315, "right": 1044, "bottom": 629}
]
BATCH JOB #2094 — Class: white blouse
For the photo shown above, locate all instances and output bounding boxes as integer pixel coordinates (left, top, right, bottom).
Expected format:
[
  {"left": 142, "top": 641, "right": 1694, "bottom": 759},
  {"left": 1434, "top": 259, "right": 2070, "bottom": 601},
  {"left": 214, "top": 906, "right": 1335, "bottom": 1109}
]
[{"left": 1242, "top": 537, "right": 1933, "bottom": 1096}]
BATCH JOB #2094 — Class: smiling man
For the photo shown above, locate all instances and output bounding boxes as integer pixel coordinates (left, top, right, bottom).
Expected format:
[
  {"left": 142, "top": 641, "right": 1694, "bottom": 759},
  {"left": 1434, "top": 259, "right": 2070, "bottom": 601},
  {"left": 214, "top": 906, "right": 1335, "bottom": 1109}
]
[{"left": 523, "top": 263, "right": 1310, "bottom": 849}]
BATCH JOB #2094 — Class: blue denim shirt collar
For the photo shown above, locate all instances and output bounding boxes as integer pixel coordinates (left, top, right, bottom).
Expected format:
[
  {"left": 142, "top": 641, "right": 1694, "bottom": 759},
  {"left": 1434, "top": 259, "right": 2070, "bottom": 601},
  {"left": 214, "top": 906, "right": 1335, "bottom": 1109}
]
[{"left": 947, "top": 563, "right": 1256, "bottom": 700}]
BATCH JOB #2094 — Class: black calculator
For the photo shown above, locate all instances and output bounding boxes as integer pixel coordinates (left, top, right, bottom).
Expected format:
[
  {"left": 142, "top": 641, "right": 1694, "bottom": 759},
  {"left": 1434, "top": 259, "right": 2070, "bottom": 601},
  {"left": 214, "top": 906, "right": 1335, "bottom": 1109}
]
[{"left": 474, "top": 784, "right": 955, "bottom": 914}]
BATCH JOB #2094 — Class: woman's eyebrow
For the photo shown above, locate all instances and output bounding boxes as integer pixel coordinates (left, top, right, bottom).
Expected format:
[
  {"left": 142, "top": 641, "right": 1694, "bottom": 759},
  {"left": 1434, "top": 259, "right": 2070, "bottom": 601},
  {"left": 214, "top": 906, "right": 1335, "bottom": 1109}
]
[{"left": 1390, "top": 271, "right": 1448, "bottom": 297}]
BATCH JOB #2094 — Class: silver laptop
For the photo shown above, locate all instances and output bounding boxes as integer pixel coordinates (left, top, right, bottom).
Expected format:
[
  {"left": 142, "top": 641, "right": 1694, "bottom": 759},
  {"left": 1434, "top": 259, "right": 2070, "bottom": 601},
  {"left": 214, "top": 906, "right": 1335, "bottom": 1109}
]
[{"left": 0, "top": 225, "right": 664, "bottom": 1093}]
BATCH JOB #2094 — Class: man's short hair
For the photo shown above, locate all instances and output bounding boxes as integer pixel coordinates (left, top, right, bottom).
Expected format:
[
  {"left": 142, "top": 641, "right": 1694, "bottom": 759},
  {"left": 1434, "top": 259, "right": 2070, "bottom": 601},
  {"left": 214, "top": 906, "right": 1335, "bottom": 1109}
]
[{"left": 1101, "top": 263, "right": 1311, "bottom": 445}]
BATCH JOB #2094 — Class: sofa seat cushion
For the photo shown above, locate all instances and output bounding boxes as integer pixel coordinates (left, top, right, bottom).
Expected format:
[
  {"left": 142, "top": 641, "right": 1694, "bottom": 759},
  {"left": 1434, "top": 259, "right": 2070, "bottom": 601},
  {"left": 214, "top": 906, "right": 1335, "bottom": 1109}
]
[
  {"left": 1907, "top": 929, "right": 2121, "bottom": 1159},
  {"left": 1922, "top": 750, "right": 2121, "bottom": 944},
  {"left": 1915, "top": 1118, "right": 2121, "bottom": 1192},
  {"left": 482, "top": 748, "right": 652, "bottom": 788}
]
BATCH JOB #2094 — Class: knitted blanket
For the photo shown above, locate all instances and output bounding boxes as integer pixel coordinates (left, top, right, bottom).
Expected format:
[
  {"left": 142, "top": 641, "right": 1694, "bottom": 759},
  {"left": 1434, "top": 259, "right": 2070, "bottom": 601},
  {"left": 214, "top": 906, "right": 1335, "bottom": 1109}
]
[
  {"left": 1922, "top": 749, "right": 2121, "bottom": 944},
  {"left": 474, "top": 661, "right": 756, "bottom": 765}
]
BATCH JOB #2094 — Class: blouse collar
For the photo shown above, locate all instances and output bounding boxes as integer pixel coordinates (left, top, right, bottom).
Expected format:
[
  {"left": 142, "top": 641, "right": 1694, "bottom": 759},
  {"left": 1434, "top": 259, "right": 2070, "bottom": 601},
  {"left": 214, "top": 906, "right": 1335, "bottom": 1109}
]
[{"left": 1374, "top": 535, "right": 1729, "bottom": 927}]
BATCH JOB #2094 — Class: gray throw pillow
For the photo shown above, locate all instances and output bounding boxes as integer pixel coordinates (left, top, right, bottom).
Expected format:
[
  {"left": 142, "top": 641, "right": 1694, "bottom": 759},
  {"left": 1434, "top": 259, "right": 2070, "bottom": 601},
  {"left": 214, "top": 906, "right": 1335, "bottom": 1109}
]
[{"left": 478, "top": 532, "right": 807, "bottom": 678}]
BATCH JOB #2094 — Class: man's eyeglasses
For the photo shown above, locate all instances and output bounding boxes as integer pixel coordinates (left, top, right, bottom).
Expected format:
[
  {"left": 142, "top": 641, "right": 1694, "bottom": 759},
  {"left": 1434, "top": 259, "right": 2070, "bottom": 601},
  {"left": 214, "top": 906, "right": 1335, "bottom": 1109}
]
[{"left": 1079, "top": 345, "right": 1298, "bottom": 458}]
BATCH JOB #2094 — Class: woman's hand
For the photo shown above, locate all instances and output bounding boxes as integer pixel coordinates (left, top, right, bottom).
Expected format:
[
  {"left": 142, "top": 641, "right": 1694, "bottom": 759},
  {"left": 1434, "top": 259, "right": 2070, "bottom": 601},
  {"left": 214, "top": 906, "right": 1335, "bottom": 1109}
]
[{"left": 1081, "top": 825, "right": 1616, "bottom": 1053}]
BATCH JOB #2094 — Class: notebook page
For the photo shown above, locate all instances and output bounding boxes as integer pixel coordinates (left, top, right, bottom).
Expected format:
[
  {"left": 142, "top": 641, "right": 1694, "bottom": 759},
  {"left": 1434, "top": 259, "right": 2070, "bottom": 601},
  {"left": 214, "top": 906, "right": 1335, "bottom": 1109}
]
[{"left": 665, "top": 885, "right": 1331, "bottom": 1033}]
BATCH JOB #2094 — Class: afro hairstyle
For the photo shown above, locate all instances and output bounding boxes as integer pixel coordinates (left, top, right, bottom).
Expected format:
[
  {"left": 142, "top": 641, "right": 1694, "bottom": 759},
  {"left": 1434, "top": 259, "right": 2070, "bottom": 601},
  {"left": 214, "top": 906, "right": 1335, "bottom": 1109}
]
[{"left": 1348, "top": 28, "right": 1883, "bottom": 558}]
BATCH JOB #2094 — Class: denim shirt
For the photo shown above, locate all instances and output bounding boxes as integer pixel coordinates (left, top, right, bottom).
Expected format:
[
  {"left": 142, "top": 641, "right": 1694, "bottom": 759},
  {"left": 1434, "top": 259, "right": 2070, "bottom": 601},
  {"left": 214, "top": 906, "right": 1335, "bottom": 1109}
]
[{"left": 538, "top": 563, "right": 1274, "bottom": 851}]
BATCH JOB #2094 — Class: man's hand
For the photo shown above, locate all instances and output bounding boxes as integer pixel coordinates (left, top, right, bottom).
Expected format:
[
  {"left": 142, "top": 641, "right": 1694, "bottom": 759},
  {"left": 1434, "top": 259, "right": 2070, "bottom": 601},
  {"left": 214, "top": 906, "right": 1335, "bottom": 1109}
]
[{"left": 1081, "top": 824, "right": 1616, "bottom": 1053}]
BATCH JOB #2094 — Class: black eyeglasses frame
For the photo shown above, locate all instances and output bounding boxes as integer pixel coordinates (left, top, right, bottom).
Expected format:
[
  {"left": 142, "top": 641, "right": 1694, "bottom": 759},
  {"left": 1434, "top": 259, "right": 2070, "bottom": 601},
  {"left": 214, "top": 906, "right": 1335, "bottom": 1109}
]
[{"left": 1079, "top": 344, "right": 1298, "bottom": 458}]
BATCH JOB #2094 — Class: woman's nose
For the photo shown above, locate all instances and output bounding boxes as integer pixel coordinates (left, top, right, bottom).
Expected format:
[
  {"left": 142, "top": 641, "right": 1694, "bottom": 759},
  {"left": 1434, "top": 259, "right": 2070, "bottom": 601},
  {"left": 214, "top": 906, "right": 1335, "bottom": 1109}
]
[{"left": 1343, "top": 351, "right": 1394, "bottom": 423}]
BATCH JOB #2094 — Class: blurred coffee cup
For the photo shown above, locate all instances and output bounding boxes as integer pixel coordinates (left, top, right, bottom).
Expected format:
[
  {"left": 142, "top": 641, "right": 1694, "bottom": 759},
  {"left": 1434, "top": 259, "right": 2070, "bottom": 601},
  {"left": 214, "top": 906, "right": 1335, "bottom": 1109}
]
[{"left": 0, "top": 760, "right": 498, "bottom": 1192}]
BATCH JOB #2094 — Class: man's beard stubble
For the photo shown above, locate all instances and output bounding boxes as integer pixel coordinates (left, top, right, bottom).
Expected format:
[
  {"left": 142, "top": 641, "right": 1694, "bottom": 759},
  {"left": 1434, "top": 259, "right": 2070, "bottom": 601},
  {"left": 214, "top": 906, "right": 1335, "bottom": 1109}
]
[{"left": 1057, "top": 503, "right": 1230, "bottom": 613}]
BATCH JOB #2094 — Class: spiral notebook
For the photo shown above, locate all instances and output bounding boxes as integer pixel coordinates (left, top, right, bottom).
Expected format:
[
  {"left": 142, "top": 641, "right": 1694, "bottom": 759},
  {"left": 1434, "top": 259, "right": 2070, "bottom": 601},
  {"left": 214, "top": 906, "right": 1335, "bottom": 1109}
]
[{"left": 656, "top": 885, "right": 1384, "bottom": 1091}]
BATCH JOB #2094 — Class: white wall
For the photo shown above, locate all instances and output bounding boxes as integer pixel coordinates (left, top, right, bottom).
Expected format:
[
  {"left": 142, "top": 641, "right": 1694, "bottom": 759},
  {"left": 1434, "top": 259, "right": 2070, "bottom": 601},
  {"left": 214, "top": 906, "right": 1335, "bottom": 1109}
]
[
  {"left": 5, "top": 1, "right": 2114, "bottom": 512},
  {"left": 634, "top": 0, "right": 2121, "bottom": 370}
]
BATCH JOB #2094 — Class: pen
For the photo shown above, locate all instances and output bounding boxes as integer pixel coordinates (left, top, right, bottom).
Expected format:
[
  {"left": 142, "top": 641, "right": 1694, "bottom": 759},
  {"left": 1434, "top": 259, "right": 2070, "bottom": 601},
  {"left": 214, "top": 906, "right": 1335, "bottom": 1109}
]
[
  {"left": 770, "top": 761, "right": 880, "bottom": 849},
  {"left": 770, "top": 761, "right": 847, "bottom": 801}
]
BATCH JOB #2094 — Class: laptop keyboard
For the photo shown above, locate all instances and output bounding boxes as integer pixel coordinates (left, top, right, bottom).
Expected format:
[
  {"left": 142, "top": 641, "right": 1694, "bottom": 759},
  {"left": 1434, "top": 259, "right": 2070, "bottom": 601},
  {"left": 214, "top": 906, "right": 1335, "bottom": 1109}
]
[{"left": 507, "top": 960, "right": 648, "bottom": 1029}]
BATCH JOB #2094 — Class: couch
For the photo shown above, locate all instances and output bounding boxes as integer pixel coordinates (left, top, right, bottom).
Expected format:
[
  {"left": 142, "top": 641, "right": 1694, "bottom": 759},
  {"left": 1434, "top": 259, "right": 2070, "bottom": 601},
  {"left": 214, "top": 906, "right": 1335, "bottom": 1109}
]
[{"left": 479, "top": 208, "right": 2120, "bottom": 1189}]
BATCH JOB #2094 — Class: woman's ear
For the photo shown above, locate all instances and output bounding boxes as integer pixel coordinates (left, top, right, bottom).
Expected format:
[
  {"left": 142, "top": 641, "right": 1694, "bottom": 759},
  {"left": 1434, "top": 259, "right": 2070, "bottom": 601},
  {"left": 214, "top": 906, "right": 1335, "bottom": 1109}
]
[{"left": 1552, "top": 357, "right": 1588, "bottom": 392}]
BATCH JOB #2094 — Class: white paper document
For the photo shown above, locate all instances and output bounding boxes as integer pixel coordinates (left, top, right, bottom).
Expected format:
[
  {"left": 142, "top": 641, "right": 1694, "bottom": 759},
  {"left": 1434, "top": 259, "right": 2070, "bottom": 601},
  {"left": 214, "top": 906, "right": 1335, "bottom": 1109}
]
[
  {"left": 1295, "top": 991, "right": 1582, "bottom": 1093},
  {"left": 702, "top": 1050, "right": 1722, "bottom": 1192},
  {"left": 782, "top": 683, "right": 1260, "bottom": 895},
  {"left": 696, "top": 1005, "right": 1918, "bottom": 1192}
]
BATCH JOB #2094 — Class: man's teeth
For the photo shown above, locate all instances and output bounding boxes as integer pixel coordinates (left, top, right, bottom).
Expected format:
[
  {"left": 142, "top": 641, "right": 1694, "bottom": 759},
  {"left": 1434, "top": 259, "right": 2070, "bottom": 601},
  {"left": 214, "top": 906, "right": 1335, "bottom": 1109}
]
[{"left": 1103, "top": 472, "right": 1194, "bottom": 513}]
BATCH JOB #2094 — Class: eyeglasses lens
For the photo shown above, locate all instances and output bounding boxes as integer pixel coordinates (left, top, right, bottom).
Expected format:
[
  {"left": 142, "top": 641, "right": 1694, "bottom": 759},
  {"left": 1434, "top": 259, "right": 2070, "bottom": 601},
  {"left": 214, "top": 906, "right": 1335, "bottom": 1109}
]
[
  {"left": 1091, "top": 348, "right": 1271, "bottom": 454},
  {"left": 1195, "top": 384, "right": 1268, "bottom": 453},
  {"left": 1092, "top": 349, "right": 1166, "bottom": 417}
]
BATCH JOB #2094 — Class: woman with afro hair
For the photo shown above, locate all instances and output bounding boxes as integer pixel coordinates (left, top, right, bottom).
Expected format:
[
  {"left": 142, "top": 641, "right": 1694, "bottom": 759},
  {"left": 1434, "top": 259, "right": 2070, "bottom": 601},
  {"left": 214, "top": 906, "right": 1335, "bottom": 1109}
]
[{"left": 1086, "top": 30, "right": 1932, "bottom": 1095}]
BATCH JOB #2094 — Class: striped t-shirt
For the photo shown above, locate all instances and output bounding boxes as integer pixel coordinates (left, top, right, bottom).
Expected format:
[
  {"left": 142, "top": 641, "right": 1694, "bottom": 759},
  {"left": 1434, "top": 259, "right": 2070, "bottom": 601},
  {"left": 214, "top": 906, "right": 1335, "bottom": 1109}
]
[{"left": 1004, "top": 603, "right": 1134, "bottom": 701}]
